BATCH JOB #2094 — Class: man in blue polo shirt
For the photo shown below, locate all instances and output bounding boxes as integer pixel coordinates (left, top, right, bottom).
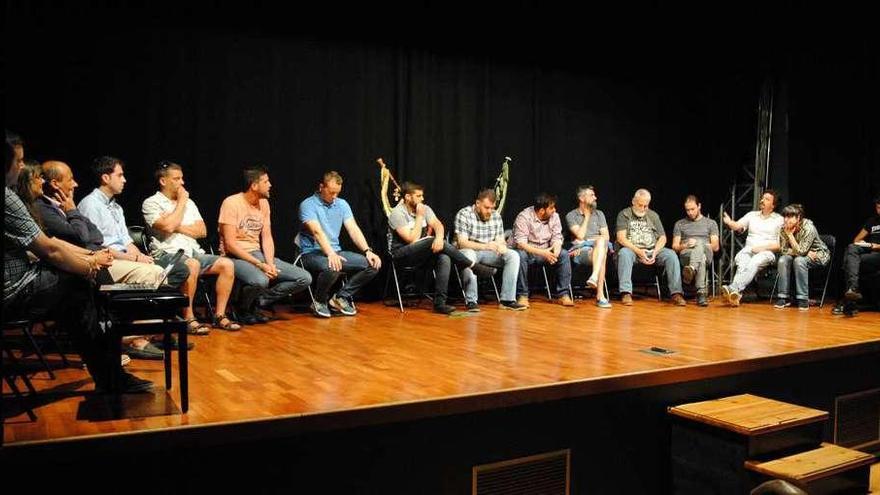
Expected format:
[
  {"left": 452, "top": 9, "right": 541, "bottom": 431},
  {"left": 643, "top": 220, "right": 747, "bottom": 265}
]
[{"left": 299, "top": 171, "right": 381, "bottom": 317}]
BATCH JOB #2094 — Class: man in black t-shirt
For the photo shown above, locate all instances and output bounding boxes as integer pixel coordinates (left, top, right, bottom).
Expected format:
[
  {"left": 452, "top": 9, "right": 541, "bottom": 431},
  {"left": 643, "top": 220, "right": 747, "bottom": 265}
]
[{"left": 833, "top": 195, "right": 880, "bottom": 315}]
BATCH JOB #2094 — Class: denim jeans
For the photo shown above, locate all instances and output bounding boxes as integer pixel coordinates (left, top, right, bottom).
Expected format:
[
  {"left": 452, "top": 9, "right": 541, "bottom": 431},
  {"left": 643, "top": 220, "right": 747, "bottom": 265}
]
[
  {"left": 515, "top": 249, "right": 571, "bottom": 298},
  {"left": 459, "top": 248, "right": 520, "bottom": 303},
  {"left": 392, "top": 237, "right": 474, "bottom": 305},
  {"left": 231, "top": 251, "right": 313, "bottom": 305},
  {"left": 678, "top": 241, "right": 712, "bottom": 294},
  {"left": 777, "top": 254, "right": 826, "bottom": 300},
  {"left": 300, "top": 250, "right": 378, "bottom": 303},
  {"left": 729, "top": 246, "right": 776, "bottom": 293},
  {"left": 617, "top": 246, "right": 682, "bottom": 295}
]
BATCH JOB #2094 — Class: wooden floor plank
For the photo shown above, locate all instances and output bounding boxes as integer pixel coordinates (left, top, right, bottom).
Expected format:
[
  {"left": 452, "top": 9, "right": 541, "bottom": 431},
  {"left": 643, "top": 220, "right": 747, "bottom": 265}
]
[{"left": 3, "top": 298, "right": 879, "bottom": 444}]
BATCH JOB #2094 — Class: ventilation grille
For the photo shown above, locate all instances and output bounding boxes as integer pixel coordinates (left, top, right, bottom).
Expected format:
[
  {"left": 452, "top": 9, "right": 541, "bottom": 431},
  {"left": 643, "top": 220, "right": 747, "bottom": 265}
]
[
  {"left": 834, "top": 388, "right": 880, "bottom": 449},
  {"left": 473, "top": 449, "right": 569, "bottom": 495}
]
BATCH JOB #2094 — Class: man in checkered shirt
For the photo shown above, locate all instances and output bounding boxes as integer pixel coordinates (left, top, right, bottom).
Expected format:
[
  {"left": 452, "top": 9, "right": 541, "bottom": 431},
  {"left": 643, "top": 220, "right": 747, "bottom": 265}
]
[{"left": 454, "top": 189, "right": 526, "bottom": 311}]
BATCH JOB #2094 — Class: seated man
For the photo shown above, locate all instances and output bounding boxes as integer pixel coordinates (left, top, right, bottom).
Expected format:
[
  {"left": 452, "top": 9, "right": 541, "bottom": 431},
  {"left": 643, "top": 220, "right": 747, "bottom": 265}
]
[
  {"left": 615, "top": 188, "right": 685, "bottom": 306},
  {"left": 833, "top": 195, "right": 880, "bottom": 316},
  {"left": 5, "top": 130, "right": 150, "bottom": 393},
  {"left": 143, "top": 161, "right": 241, "bottom": 331},
  {"left": 774, "top": 204, "right": 830, "bottom": 311},
  {"left": 721, "top": 190, "right": 783, "bottom": 306},
  {"left": 299, "top": 171, "right": 380, "bottom": 317},
  {"left": 219, "top": 164, "right": 312, "bottom": 324},
  {"left": 512, "top": 192, "right": 573, "bottom": 307},
  {"left": 77, "top": 156, "right": 192, "bottom": 357},
  {"left": 454, "top": 189, "right": 526, "bottom": 311},
  {"left": 671, "top": 194, "right": 719, "bottom": 307},
  {"left": 76, "top": 157, "right": 186, "bottom": 289},
  {"left": 566, "top": 185, "right": 611, "bottom": 308},
  {"left": 388, "top": 181, "right": 496, "bottom": 314}
]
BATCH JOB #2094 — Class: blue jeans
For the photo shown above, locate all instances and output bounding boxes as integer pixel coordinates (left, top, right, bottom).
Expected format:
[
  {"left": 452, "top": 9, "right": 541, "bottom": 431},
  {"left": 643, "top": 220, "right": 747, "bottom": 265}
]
[
  {"left": 730, "top": 246, "right": 776, "bottom": 293},
  {"left": 231, "top": 251, "right": 312, "bottom": 305},
  {"left": 776, "top": 254, "right": 825, "bottom": 301},
  {"left": 516, "top": 249, "right": 571, "bottom": 298},
  {"left": 617, "top": 247, "right": 682, "bottom": 295},
  {"left": 459, "top": 248, "right": 520, "bottom": 303},
  {"left": 300, "top": 250, "right": 378, "bottom": 303}
]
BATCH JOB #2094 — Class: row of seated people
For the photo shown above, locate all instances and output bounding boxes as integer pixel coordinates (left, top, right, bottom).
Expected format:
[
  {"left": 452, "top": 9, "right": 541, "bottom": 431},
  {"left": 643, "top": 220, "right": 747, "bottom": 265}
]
[
  {"left": 6, "top": 129, "right": 880, "bottom": 395},
  {"left": 390, "top": 183, "right": 880, "bottom": 315}
]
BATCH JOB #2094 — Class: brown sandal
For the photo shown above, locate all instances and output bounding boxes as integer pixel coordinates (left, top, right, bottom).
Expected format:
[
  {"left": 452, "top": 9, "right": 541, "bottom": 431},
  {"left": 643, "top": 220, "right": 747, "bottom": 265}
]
[
  {"left": 212, "top": 314, "right": 241, "bottom": 331},
  {"left": 186, "top": 318, "right": 211, "bottom": 335}
]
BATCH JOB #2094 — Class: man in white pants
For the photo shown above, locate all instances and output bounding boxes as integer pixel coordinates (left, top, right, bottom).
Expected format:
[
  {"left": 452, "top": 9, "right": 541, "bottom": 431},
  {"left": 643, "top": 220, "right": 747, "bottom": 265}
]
[{"left": 720, "top": 190, "right": 783, "bottom": 306}]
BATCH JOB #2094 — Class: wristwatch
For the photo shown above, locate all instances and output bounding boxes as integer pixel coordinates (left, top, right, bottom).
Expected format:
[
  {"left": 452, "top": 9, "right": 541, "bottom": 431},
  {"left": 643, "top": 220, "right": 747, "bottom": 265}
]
[{"left": 364, "top": 247, "right": 373, "bottom": 255}]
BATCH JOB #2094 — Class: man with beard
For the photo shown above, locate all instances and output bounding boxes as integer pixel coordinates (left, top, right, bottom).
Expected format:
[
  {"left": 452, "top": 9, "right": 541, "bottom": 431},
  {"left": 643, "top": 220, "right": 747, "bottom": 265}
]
[
  {"left": 454, "top": 189, "right": 526, "bottom": 311},
  {"left": 615, "top": 188, "right": 686, "bottom": 306},
  {"left": 512, "top": 192, "right": 574, "bottom": 307},
  {"left": 672, "top": 195, "right": 719, "bottom": 307},
  {"left": 298, "top": 171, "right": 380, "bottom": 318},
  {"left": 566, "top": 185, "right": 612, "bottom": 308},
  {"left": 721, "top": 190, "right": 783, "bottom": 306},
  {"left": 219, "top": 164, "right": 312, "bottom": 324},
  {"left": 388, "top": 181, "right": 496, "bottom": 314}
]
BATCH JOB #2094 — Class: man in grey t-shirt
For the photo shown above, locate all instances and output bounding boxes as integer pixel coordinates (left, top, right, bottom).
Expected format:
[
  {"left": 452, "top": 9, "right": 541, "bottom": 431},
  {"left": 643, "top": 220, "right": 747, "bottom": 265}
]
[
  {"left": 565, "top": 185, "right": 612, "bottom": 308},
  {"left": 388, "top": 181, "right": 495, "bottom": 314},
  {"left": 672, "top": 195, "right": 719, "bottom": 306},
  {"left": 615, "top": 188, "right": 685, "bottom": 306}
]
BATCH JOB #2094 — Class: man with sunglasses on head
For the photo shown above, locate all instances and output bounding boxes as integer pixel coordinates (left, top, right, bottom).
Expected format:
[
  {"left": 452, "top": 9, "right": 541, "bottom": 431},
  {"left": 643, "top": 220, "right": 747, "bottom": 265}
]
[{"left": 143, "top": 161, "right": 241, "bottom": 332}]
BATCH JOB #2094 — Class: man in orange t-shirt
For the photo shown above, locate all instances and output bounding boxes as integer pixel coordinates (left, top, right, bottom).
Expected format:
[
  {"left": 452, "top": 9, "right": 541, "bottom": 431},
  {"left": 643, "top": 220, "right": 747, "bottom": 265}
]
[{"left": 218, "top": 164, "right": 312, "bottom": 324}]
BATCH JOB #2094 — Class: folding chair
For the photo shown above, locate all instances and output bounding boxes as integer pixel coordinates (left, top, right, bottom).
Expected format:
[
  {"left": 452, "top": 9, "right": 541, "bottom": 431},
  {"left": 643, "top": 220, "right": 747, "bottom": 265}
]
[
  {"left": 293, "top": 233, "right": 354, "bottom": 310},
  {"left": 383, "top": 228, "right": 437, "bottom": 312},
  {"left": 769, "top": 234, "right": 836, "bottom": 307}
]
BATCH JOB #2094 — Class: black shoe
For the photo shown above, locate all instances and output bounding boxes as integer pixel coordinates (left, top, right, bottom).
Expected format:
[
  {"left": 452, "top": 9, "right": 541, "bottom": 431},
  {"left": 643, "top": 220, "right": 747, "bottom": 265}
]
[
  {"left": 697, "top": 294, "right": 708, "bottom": 307},
  {"left": 844, "top": 288, "right": 863, "bottom": 302},
  {"left": 237, "top": 311, "right": 260, "bottom": 325},
  {"left": 153, "top": 335, "right": 195, "bottom": 351},
  {"left": 499, "top": 300, "right": 527, "bottom": 311},
  {"left": 466, "top": 301, "right": 480, "bottom": 312},
  {"left": 831, "top": 303, "right": 845, "bottom": 316},
  {"left": 434, "top": 303, "right": 456, "bottom": 315},
  {"left": 773, "top": 298, "right": 791, "bottom": 309},
  {"left": 96, "top": 372, "right": 154, "bottom": 394},
  {"left": 125, "top": 342, "right": 165, "bottom": 360},
  {"left": 470, "top": 263, "right": 497, "bottom": 279}
]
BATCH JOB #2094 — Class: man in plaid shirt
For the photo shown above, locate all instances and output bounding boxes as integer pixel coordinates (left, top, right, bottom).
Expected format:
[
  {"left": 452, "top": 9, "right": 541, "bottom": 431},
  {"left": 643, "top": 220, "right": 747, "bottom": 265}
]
[{"left": 454, "top": 189, "right": 526, "bottom": 311}]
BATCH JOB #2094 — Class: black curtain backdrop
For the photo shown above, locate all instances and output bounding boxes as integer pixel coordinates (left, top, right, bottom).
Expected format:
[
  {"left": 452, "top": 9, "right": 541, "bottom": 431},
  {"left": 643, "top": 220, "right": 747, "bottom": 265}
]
[{"left": 7, "top": 3, "right": 877, "bottom": 298}]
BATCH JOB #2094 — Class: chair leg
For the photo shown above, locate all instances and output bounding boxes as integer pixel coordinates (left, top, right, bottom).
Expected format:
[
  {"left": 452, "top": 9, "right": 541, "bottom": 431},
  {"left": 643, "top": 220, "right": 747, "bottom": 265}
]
[
  {"left": 392, "top": 263, "right": 404, "bottom": 313},
  {"left": 455, "top": 268, "right": 469, "bottom": 301},
  {"left": 770, "top": 273, "right": 779, "bottom": 305},
  {"left": 491, "top": 276, "right": 500, "bottom": 302},
  {"left": 819, "top": 259, "right": 833, "bottom": 308},
  {"left": 21, "top": 323, "right": 54, "bottom": 379},
  {"left": 43, "top": 323, "right": 70, "bottom": 368},
  {"left": 654, "top": 276, "right": 661, "bottom": 301},
  {"left": 542, "top": 266, "right": 552, "bottom": 300}
]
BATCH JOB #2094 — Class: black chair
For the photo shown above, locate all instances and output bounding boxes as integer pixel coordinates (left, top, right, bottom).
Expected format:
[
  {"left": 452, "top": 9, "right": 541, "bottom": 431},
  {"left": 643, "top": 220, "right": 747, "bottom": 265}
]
[
  {"left": 128, "top": 225, "right": 150, "bottom": 253},
  {"left": 770, "top": 234, "right": 836, "bottom": 307},
  {"left": 383, "top": 228, "right": 436, "bottom": 312},
  {"left": 293, "top": 233, "right": 353, "bottom": 310}
]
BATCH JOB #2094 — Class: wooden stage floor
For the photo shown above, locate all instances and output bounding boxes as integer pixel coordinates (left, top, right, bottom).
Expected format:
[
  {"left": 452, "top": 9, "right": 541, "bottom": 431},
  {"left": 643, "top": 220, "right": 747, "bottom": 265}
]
[{"left": 4, "top": 296, "right": 880, "bottom": 447}]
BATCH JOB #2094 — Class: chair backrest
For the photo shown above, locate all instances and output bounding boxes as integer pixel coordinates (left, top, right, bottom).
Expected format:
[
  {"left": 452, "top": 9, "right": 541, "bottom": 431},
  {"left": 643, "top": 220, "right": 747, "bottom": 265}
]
[
  {"left": 819, "top": 234, "right": 836, "bottom": 254},
  {"left": 128, "top": 225, "right": 149, "bottom": 253}
]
